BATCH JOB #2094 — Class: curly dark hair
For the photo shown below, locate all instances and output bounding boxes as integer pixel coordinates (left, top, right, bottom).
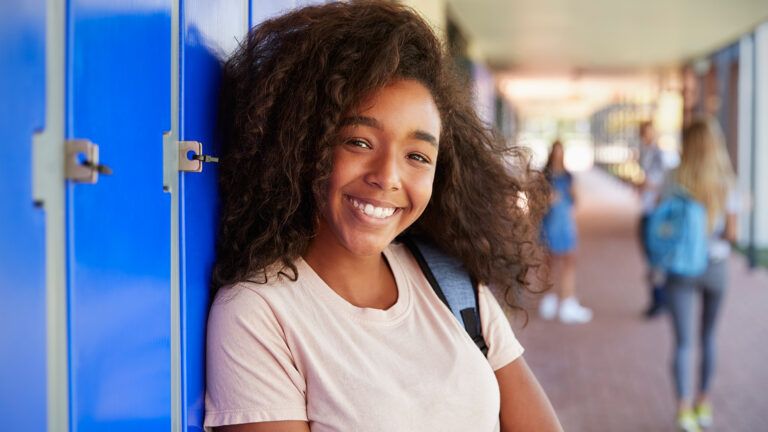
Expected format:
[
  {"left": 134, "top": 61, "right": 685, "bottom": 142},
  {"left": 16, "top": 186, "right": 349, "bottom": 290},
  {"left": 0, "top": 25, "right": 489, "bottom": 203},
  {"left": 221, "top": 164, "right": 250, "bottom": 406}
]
[{"left": 213, "top": 0, "right": 549, "bottom": 310}]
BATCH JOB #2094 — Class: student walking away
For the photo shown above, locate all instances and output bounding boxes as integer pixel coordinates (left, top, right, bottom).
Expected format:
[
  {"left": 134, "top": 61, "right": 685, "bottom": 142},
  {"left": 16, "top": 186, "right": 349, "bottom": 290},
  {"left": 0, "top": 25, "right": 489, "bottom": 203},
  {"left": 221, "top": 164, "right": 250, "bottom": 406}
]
[
  {"left": 637, "top": 121, "right": 668, "bottom": 318},
  {"left": 204, "top": 2, "right": 562, "bottom": 431},
  {"left": 538, "top": 140, "right": 592, "bottom": 324},
  {"left": 655, "top": 118, "right": 740, "bottom": 432}
]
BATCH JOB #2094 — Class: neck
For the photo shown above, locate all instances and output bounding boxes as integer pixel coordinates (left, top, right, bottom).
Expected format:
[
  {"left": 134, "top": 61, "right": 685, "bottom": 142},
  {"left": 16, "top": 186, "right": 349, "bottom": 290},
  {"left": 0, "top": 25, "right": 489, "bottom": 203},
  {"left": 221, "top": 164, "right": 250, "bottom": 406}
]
[{"left": 303, "top": 228, "right": 397, "bottom": 309}]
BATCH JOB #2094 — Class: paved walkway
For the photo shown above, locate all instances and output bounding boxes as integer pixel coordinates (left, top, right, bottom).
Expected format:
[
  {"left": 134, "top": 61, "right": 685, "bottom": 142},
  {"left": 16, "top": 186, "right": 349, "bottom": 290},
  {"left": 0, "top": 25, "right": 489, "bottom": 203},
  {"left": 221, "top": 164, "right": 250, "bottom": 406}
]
[{"left": 501, "top": 169, "right": 768, "bottom": 432}]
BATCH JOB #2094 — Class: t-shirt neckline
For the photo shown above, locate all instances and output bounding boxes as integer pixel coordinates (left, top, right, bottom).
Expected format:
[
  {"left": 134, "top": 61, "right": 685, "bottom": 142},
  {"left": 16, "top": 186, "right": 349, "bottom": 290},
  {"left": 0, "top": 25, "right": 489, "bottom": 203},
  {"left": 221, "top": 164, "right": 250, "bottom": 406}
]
[{"left": 297, "top": 245, "right": 412, "bottom": 324}]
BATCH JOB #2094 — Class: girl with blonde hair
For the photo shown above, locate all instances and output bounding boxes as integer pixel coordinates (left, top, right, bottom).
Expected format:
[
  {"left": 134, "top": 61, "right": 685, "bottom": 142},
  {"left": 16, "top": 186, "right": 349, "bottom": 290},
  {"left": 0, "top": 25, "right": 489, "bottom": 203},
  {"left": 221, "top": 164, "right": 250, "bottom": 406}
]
[{"left": 665, "top": 117, "right": 739, "bottom": 432}]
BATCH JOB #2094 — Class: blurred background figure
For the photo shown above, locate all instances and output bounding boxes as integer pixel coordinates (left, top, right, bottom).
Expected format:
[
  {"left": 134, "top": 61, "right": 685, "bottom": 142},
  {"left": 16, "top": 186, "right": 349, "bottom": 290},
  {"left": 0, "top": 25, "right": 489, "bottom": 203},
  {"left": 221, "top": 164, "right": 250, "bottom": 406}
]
[
  {"left": 637, "top": 120, "right": 669, "bottom": 318},
  {"left": 538, "top": 140, "right": 593, "bottom": 324},
  {"left": 662, "top": 118, "right": 740, "bottom": 432}
]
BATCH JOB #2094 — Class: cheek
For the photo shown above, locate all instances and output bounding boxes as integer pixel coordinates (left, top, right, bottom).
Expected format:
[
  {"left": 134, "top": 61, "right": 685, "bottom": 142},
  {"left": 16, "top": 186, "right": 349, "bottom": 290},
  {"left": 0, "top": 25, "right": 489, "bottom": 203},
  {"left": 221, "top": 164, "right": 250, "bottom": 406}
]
[
  {"left": 327, "top": 151, "right": 356, "bottom": 194},
  {"left": 410, "top": 172, "right": 435, "bottom": 212}
]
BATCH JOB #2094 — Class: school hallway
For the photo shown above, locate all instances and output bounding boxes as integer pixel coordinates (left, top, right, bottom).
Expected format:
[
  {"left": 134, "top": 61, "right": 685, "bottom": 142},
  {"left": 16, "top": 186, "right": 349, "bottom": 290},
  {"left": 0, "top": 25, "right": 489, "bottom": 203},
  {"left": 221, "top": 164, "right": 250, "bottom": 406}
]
[{"left": 501, "top": 169, "right": 768, "bottom": 432}]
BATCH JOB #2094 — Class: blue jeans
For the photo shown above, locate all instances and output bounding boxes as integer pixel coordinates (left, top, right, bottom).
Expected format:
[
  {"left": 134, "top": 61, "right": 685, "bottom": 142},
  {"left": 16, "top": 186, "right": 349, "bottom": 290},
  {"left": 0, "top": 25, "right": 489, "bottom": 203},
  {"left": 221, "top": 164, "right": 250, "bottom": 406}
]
[{"left": 666, "top": 260, "right": 727, "bottom": 399}]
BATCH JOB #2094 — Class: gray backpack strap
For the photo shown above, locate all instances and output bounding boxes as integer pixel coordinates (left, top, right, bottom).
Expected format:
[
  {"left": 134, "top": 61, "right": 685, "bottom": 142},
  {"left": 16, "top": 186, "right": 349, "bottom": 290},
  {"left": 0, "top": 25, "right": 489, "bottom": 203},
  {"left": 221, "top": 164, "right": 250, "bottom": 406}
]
[{"left": 401, "top": 236, "right": 489, "bottom": 357}]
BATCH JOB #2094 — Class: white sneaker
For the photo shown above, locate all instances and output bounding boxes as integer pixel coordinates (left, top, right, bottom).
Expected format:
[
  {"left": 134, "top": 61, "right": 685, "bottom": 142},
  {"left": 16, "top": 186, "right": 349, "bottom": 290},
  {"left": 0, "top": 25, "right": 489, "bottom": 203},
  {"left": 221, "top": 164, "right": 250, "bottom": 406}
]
[
  {"left": 558, "top": 297, "right": 593, "bottom": 324},
  {"left": 538, "top": 293, "right": 559, "bottom": 320},
  {"left": 678, "top": 409, "right": 701, "bottom": 432}
]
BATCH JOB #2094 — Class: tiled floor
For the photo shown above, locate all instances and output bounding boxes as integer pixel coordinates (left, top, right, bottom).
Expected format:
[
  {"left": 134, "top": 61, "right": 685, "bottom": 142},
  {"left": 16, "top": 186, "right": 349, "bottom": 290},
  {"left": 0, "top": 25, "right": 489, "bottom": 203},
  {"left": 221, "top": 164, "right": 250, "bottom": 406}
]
[{"left": 500, "top": 169, "right": 768, "bottom": 432}]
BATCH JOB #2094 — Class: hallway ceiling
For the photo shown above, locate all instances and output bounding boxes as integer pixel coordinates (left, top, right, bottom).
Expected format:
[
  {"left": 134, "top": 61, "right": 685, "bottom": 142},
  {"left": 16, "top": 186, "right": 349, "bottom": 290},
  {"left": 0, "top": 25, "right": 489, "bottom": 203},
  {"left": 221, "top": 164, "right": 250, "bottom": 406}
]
[{"left": 447, "top": 0, "right": 768, "bottom": 71}]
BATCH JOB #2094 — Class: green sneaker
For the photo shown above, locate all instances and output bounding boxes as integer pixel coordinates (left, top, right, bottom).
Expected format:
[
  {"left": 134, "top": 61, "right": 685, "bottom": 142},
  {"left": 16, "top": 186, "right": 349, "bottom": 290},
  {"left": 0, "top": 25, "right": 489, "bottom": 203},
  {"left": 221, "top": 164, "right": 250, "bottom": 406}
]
[
  {"left": 677, "top": 409, "right": 701, "bottom": 432},
  {"left": 695, "top": 402, "right": 713, "bottom": 428}
]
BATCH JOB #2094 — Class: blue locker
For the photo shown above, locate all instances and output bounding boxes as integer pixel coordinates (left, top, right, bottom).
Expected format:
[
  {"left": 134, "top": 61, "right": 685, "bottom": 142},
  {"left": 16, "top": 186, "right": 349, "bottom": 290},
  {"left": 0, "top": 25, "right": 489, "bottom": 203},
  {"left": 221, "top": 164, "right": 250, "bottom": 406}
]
[
  {"left": 178, "top": 1, "right": 305, "bottom": 429},
  {"left": 180, "top": 1, "right": 308, "bottom": 430},
  {"left": 66, "top": 1, "right": 173, "bottom": 430},
  {"left": 0, "top": 1, "right": 48, "bottom": 431},
  {"left": 179, "top": 1, "right": 248, "bottom": 430}
]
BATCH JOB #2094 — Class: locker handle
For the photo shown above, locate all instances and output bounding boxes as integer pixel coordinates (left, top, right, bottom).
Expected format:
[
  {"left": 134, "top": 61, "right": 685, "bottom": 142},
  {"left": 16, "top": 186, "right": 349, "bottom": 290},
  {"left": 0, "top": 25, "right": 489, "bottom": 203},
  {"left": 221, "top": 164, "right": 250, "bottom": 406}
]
[
  {"left": 191, "top": 154, "right": 219, "bottom": 164},
  {"left": 65, "top": 139, "right": 112, "bottom": 184},
  {"left": 81, "top": 160, "right": 113, "bottom": 175},
  {"left": 178, "top": 140, "right": 218, "bottom": 172}
]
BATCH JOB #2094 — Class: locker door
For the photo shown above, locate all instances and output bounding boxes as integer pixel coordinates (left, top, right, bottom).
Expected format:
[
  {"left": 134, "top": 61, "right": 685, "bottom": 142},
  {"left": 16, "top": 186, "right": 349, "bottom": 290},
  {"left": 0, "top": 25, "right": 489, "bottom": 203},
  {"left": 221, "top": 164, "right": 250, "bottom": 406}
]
[
  {"left": 177, "top": 1, "right": 331, "bottom": 429},
  {"left": 178, "top": 1, "right": 248, "bottom": 430},
  {"left": 66, "top": 1, "right": 173, "bottom": 430},
  {"left": 0, "top": 1, "right": 47, "bottom": 431},
  {"left": 177, "top": 2, "right": 301, "bottom": 429}
]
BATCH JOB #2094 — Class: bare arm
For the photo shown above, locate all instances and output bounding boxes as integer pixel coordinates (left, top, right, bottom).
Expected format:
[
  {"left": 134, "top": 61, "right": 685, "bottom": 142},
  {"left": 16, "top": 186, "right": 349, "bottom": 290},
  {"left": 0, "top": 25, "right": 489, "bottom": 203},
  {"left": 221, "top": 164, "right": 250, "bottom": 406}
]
[
  {"left": 496, "top": 356, "right": 563, "bottom": 432},
  {"left": 215, "top": 421, "right": 310, "bottom": 432},
  {"left": 570, "top": 179, "right": 577, "bottom": 207},
  {"left": 724, "top": 213, "right": 738, "bottom": 243}
]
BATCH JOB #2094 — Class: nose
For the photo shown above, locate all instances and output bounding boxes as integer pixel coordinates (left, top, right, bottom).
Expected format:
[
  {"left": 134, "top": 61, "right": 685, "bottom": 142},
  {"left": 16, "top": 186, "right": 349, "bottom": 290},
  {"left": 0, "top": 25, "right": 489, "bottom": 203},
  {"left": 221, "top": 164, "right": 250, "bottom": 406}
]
[{"left": 364, "top": 149, "right": 401, "bottom": 192}]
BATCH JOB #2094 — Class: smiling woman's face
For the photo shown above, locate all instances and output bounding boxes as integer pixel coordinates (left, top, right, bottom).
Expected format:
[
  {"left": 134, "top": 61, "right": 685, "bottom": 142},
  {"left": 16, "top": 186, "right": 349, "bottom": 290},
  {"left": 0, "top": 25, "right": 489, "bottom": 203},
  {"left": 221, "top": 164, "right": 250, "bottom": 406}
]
[{"left": 314, "top": 79, "right": 442, "bottom": 257}]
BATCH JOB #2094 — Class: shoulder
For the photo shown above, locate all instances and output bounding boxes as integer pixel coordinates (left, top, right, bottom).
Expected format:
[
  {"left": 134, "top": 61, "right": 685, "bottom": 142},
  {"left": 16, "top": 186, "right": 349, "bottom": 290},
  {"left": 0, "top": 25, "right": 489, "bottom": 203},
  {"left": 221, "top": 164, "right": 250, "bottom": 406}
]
[
  {"left": 206, "top": 272, "right": 311, "bottom": 367},
  {"left": 477, "top": 284, "right": 506, "bottom": 323},
  {"left": 210, "top": 264, "right": 308, "bottom": 329},
  {"left": 477, "top": 284, "right": 525, "bottom": 370},
  {"left": 213, "top": 270, "right": 297, "bottom": 307}
]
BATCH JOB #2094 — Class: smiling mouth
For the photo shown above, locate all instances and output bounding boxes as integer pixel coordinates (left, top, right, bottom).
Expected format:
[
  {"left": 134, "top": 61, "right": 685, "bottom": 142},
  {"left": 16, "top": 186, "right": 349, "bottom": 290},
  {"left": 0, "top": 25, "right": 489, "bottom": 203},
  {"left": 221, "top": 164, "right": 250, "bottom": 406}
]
[{"left": 346, "top": 195, "right": 400, "bottom": 219}]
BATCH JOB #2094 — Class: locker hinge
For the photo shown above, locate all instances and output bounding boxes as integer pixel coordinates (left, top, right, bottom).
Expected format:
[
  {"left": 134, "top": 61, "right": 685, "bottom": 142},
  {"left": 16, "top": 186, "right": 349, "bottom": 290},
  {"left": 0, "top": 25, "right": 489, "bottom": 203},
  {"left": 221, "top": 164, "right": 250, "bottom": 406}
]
[
  {"left": 65, "top": 139, "right": 112, "bottom": 184},
  {"left": 178, "top": 140, "right": 218, "bottom": 172}
]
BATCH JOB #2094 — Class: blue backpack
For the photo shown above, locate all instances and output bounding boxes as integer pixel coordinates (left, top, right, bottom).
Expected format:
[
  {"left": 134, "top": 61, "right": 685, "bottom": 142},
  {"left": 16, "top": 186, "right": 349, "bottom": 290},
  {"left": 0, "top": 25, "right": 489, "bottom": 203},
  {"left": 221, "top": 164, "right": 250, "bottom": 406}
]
[
  {"left": 400, "top": 235, "right": 489, "bottom": 357},
  {"left": 645, "top": 189, "right": 708, "bottom": 277}
]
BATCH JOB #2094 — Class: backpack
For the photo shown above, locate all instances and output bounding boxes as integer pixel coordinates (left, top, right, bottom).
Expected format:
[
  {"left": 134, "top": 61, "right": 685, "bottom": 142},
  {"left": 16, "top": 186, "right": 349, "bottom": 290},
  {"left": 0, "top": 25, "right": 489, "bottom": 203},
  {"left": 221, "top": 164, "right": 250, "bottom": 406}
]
[
  {"left": 400, "top": 235, "right": 489, "bottom": 357},
  {"left": 644, "top": 188, "right": 708, "bottom": 277}
]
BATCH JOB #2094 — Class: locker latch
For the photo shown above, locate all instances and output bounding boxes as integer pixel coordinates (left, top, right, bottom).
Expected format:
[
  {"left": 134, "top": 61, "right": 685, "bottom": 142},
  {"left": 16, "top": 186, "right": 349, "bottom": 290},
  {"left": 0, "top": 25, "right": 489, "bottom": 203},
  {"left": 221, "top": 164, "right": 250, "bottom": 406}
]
[
  {"left": 66, "top": 139, "right": 112, "bottom": 184},
  {"left": 178, "top": 141, "right": 218, "bottom": 172}
]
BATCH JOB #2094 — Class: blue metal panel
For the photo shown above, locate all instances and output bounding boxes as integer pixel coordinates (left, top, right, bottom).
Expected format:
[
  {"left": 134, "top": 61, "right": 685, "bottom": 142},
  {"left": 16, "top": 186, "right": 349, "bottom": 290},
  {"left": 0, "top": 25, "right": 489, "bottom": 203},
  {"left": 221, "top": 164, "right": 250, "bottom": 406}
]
[
  {"left": 180, "top": 1, "right": 248, "bottom": 430},
  {"left": 0, "top": 1, "right": 47, "bottom": 431},
  {"left": 67, "top": 1, "right": 172, "bottom": 430}
]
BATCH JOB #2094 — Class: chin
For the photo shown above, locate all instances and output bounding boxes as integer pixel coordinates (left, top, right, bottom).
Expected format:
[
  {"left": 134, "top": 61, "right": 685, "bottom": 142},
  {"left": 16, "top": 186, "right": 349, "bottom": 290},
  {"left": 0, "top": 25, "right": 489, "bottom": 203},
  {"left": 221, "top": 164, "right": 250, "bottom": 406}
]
[{"left": 340, "top": 232, "right": 396, "bottom": 257}]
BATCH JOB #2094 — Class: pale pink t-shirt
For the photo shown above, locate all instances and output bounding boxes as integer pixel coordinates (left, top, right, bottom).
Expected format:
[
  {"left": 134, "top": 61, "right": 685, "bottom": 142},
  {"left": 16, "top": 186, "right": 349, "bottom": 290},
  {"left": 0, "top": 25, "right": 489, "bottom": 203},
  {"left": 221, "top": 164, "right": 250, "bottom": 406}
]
[{"left": 204, "top": 242, "right": 524, "bottom": 431}]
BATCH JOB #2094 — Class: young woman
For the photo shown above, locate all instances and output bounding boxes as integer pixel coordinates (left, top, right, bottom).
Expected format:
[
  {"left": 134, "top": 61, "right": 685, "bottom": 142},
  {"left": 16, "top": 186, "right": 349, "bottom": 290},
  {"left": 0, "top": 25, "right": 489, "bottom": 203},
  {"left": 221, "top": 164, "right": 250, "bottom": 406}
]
[
  {"left": 205, "top": 2, "right": 561, "bottom": 431},
  {"left": 538, "top": 140, "right": 592, "bottom": 324},
  {"left": 664, "top": 118, "right": 739, "bottom": 432}
]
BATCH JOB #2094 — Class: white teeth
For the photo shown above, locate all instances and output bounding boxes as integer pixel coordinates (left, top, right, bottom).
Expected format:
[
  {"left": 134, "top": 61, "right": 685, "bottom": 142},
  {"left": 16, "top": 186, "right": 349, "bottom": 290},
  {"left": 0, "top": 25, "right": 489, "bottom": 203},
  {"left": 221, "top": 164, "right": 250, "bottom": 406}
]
[{"left": 349, "top": 197, "right": 397, "bottom": 219}]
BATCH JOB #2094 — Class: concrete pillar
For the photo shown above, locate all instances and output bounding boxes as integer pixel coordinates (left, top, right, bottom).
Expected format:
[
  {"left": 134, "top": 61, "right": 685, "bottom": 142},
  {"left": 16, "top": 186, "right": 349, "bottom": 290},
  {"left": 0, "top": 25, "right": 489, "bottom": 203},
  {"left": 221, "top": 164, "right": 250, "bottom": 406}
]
[{"left": 739, "top": 23, "right": 768, "bottom": 250}]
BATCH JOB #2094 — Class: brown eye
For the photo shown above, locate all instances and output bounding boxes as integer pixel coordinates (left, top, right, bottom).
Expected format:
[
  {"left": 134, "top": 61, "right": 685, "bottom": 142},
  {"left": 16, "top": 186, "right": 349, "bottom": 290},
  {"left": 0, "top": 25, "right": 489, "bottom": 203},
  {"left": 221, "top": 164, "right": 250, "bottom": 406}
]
[
  {"left": 408, "top": 153, "right": 431, "bottom": 164},
  {"left": 346, "top": 138, "right": 372, "bottom": 149}
]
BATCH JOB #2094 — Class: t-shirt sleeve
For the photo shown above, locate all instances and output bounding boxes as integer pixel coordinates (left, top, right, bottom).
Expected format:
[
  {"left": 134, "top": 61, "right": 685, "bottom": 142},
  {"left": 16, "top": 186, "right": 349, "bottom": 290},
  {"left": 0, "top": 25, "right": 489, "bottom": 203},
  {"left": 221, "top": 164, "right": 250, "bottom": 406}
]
[
  {"left": 477, "top": 284, "right": 525, "bottom": 371},
  {"left": 204, "top": 286, "right": 307, "bottom": 429}
]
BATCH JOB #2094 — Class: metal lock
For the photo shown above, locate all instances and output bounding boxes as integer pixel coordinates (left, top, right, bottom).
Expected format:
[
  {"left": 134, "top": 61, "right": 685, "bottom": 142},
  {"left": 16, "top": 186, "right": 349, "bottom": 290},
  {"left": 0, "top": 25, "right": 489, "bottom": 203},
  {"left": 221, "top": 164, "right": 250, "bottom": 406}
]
[
  {"left": 178, "top": 141, "right": 218, "bottom": 172},
  {"left": 65, "top": 139, "right": 112, "bottom": 183}
]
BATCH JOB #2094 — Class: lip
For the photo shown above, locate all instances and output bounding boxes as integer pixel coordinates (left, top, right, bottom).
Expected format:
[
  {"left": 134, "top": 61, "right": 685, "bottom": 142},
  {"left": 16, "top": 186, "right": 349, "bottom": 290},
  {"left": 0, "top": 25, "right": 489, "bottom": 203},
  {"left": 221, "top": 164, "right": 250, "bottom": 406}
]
[
  {"left": 345, "top": 194, "right": 401, "bottom": 209},
  {"left": 344, "top": 194, "right": 403, "bottom": 223}
]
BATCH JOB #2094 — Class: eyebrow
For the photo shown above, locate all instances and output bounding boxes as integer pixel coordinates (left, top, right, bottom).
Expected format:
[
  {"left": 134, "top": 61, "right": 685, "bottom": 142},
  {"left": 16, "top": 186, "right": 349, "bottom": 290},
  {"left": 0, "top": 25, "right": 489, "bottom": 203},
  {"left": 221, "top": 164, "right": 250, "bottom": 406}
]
[{"left": 339, "top": 115, "right": 439, "bottom": 148}]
